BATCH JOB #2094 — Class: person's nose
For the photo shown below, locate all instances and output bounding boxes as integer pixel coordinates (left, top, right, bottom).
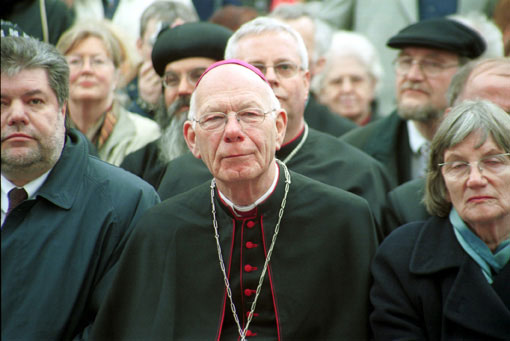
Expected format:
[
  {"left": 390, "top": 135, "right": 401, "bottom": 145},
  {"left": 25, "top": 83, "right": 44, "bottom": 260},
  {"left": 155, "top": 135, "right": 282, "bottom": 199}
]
[
  {"left": 223, "top": 113, "right": 244, "bottom": 143},
  {"left": 341, "top": 78, "right": 353, "bottom": 92},
  {"left": 6, "top": 100, "right": 29, "bottom": 126},
  {"left": 177, "top": 75, "right": 193, "bottom": 95},
  {"left": 80, "top": 58, "right": 94, "bottom": 72},
  {"left": 406, "top": 61, "right": 425, "bottom": 81},
  {"left": 466, "top": 163, "right": 487, "bottom": 187}
]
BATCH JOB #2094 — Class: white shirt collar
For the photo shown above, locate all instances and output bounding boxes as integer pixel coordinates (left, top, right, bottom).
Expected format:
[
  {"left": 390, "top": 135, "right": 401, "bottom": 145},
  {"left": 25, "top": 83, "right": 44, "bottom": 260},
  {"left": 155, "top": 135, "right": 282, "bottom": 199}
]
[
  {"left": 1, "top": 170, "right": 51, "bottom": 226},
  {"left": 407, "top": 120, "right": 429, "bottom": 154},
  {"left": 218, "top": 161, "right": 280, "bottom": 216}
]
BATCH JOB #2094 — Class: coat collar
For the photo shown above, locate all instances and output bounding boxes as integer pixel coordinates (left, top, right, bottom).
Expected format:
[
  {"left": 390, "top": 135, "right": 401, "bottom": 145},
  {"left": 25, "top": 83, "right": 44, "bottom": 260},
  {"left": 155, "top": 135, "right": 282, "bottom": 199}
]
[
  {"left": 411, "top": 217, "right": 510, "bottom": 337},
  {"left": 35, "top": 129, "right": 88, "bottom": 210},
  {"left": 409, "top": 216, "right": 466, "bottom": 274}
]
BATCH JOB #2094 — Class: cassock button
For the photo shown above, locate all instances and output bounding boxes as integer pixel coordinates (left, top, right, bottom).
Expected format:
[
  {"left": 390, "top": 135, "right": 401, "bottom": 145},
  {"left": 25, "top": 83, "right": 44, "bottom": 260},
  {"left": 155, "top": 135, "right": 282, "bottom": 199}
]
[
  {"left": 246, "top": 312, "right": 259, "bottom": 318},
  {"left": 245, "top": 330, "right": 257, "bottom": 337},
  {"left": 244, "top": 264, "right": 258, "bottom": 272},
  {"left": 246, "top": 221, "right": 255, "bottom": 228},
  {"left": 246, "top": 241, "right": 258, "bottom": 249},
  {"left": 244, "top": 288, "right": 256, "bottom": 297}
]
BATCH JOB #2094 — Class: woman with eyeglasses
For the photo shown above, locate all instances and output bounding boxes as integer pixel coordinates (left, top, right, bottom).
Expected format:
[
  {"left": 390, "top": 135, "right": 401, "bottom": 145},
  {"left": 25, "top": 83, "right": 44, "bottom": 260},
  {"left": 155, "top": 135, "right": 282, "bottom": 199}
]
[
  {"left": 370, "top": 99, "right": 510, "bottom": 339},
  {"left": 56, "top": 20, "right": 160, "bottom": 166}
]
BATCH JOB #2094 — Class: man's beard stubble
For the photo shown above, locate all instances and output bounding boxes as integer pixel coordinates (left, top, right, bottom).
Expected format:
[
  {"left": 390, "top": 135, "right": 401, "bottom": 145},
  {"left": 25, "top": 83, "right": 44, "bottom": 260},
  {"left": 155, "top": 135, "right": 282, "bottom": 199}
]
[
  {"left": 397, "top": 82, "right": 444, "bottom": 122},
  {"left": 397, "top": 102, "right": 443, "bottom": 122},
  {"left": 156, "top": 95, "right": 191, "bottom": 164},
  {"left": 1, "top": 111, "right": 66, "bottom": 177}
]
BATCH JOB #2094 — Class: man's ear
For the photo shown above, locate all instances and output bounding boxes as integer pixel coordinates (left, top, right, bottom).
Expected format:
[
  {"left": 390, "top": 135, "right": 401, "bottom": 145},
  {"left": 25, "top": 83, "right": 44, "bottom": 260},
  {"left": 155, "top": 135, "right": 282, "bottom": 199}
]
[
  {"left": 274, "top": 109, "right": 288, "bottom": 151},
  {"left": 183, "top": 121, "right": 201, "bottom": 159}
]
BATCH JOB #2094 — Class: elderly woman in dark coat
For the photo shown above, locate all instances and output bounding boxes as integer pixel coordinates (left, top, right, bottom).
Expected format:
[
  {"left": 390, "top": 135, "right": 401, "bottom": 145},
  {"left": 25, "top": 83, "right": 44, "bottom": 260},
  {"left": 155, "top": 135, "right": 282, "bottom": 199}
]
[{"left": 370, "top": 99, "right": 510, "bottom": 339}]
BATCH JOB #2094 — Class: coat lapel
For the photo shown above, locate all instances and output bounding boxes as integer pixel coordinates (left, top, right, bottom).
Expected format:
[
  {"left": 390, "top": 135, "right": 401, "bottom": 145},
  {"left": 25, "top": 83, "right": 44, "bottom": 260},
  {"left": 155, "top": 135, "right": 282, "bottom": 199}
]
[
  {"left": 444, "top": 259, "right": 510, "bottom": 337},
  {"left": 410, "top": 217, "right": 510, "bottom": 338}
]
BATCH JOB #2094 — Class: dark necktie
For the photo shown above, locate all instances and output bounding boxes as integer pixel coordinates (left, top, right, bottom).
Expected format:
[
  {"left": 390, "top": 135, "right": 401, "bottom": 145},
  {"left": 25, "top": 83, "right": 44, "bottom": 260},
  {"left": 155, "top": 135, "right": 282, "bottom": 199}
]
[{"left": 7, "top": 188, "right": 28, "bottom": 213}]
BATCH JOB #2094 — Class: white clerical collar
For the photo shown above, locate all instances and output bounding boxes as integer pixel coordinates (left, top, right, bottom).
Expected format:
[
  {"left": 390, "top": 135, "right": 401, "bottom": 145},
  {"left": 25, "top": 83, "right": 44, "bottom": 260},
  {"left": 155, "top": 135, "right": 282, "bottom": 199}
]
[
  {"left": 218, "top": 162, "right": 280, "bottom": 215},
  {"left": 1, "top": 170, "right": 51, "bottom": 226},
  {"left": 407, "top": 120, "right": 429, "bottom": 154}
]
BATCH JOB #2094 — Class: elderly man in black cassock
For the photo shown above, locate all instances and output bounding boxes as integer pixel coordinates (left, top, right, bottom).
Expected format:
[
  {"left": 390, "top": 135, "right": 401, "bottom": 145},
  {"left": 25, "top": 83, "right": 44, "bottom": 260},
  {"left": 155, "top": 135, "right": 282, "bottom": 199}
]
[{"left": 92, "top": 59, "right": 378, "bottom": 340}]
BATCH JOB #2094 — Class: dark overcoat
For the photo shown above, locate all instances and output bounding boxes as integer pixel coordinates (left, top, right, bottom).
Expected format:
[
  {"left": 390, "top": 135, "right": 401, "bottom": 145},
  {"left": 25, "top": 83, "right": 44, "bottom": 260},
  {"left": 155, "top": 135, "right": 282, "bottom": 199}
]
[
  {"left": 341, "top": 110, "right": 412, "bottom": 188},
  {"left": 1, "top": 129, "right": 160, "bottom": 340},
  {"left": 92, "top": 167, "right": 378, "bottom": 340},
  {"left": 370, "top": 217, "right": 510, "bottom": 340},
  {"left": 120, "top": 139, "right": 165, "bottom": 189},
  {"left": 388, "top": 177, "right": 430, "bottom": 228}
]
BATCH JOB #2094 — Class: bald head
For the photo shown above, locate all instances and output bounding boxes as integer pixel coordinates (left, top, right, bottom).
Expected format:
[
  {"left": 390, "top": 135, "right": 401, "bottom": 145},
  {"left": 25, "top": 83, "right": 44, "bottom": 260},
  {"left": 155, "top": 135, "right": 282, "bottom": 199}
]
[
  {"left": 189, "top": 60, "right": 280, "bottom": 120},
  {"left": 454, "top": 58, "right": 510, "bottom": 112}
]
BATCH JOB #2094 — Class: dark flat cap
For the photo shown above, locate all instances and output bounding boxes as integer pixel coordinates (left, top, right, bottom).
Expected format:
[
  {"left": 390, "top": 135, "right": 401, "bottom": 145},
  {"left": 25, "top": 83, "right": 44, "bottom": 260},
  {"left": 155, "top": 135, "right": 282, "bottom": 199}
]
[
  {"left": 387, "top": 18, "right": 486, "bottom": 58},
  {"left": 152, "top": 22, "right": 233, "bottom": 76}
]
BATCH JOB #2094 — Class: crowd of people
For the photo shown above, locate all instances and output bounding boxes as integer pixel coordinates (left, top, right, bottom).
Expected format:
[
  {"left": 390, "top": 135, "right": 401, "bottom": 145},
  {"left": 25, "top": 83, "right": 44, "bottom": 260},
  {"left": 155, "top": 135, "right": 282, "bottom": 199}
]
[{"left": 2, "top": 0, "right": 509, "bottom": 339}]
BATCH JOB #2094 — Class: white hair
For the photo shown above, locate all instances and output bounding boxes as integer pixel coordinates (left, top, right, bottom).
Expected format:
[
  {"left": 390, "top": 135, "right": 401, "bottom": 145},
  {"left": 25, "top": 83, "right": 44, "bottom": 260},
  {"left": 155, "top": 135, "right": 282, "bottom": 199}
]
[
  {"left": 224, "top": 16, "right": 309, "bottom": 70},
  {"left": 311, "top": 30, "right": 383, "bottom": 95}
]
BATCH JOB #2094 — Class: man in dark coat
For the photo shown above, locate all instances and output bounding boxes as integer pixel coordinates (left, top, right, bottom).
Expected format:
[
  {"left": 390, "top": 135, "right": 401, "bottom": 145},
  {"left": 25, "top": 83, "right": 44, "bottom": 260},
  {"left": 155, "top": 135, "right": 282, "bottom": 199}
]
[
  {"left": 120, "top": 22, "right": 232, "bottom": 188},
  {"left": 388, "top": 57, "right": 510, "bottom": 228},
  {"left": 159, "top": 17, "right": 395, "bottom": 238},
  {"left": 341, "top": 17, "right": 486, "bottom": 188},
  {"left": 1, "top": 36, "right": 159, "bottom": 339},
  {"left": 92, "top": 60, "right": 378, "bottom": 339}
]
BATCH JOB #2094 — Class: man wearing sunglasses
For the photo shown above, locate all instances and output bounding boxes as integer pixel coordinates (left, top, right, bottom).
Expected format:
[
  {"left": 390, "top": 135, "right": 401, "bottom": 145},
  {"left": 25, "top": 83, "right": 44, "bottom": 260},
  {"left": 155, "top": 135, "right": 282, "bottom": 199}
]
[
  {"left": 341, "top": 18, "right": 486, "bottom": 189},
  {"left": 120, "top": 22, "right": 232, "bottom": 188}
]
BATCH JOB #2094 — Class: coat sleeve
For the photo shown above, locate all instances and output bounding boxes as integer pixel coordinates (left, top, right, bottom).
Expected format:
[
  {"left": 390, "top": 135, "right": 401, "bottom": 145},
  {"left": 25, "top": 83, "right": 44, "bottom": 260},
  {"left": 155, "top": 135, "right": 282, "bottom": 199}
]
[
  {"left": 369, "top": 228, "right": 428, "bottom": 340},
  {"left": 90, "top": 212, "right": 172, "bottom": 340}
]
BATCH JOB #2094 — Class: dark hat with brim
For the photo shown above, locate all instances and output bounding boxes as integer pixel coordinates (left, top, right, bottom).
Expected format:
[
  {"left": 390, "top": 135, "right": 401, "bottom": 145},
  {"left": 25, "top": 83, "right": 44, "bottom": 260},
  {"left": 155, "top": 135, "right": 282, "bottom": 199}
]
[
  {"left": 152, "top": 22, "right": 233, "bottom": 76},
  {"left": 387, "top": 18, "right": 486, "bottom": 58}
]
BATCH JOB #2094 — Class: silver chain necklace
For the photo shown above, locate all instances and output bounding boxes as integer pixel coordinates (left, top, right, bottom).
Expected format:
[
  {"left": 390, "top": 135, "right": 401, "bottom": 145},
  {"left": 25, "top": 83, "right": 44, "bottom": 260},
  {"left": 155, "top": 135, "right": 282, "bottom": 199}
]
[
  {"left": 210, "top": 162, "right": 291, "bottom": 340},
  {"left": 281, "top": 123, "right": 308, "bottom": 164}
]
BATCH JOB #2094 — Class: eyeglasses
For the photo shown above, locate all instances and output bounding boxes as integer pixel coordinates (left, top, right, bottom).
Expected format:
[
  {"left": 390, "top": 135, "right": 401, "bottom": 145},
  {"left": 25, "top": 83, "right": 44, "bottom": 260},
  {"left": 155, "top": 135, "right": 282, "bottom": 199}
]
[
  {"left": 66, "top": 55, "right": 113, "bottom": 70},
  {"left": 193, "top": 108, "right": 276, "bottom": 131},
  {"left": 439, "top": 153, "right": 510, "bottom": 178},
  {"left": 162, "top": 68, "right": 206, "bottom": 88},
  {"left": 251, "top": 62, "right": 301, "bottom": 79},
  {"left": 393, "top": 57, "right": 458, "bottom": 76}
]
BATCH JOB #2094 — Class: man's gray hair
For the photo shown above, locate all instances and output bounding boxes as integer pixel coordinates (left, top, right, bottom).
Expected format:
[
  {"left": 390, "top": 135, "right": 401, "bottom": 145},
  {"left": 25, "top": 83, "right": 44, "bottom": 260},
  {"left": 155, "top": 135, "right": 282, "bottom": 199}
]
[
  {"left": 269, "top": 3, "right": 333, "bottom": 63},
  {"left": 224, "top": 17, "right": 309, "bottom": 70},
  {"left": 1, "top": 36, "right": 69, "bottom": 107},
  {"left": 447, "top": 57, "right": 510, "bottom": 106},
  {"left": 139, "top": 0, "right": 198, "bottom": 38},
  {"left": 424, "top": 100, "right": 510, "bottom": 217}
]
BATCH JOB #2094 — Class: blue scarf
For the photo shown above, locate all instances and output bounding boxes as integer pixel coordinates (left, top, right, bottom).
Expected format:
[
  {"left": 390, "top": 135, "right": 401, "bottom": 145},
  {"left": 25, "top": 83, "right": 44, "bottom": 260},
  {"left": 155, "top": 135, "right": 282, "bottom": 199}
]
[{"left": 450, "top": 208, "right": 510, "bottom": 284}]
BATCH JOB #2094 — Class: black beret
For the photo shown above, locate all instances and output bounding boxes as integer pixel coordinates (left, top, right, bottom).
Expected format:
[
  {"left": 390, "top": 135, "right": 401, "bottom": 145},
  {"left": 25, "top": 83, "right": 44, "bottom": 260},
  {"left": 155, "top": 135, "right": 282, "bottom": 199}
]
[
  {"left": 387, "top": 18, "right": 486, "bottom": 58},
  {"left": 152, "top": 22, "right": 233, "bottom": 76}
]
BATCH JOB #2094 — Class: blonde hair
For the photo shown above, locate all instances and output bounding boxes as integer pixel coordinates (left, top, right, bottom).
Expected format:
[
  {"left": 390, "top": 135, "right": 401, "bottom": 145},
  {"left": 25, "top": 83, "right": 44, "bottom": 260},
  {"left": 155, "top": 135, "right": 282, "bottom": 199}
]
[{"left": 56, "top": 20, "right": 136, "bottom": 86}]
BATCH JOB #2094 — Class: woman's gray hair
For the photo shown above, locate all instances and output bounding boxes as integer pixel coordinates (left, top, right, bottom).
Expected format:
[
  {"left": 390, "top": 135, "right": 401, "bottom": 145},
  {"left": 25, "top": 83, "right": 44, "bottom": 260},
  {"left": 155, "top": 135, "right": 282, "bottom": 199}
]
[
  {"left": 311, "top": 30, "right": 383, "bottom": 95},
  {"left": 424, "top": 100, "right": 510, "bottom": 217},
  {"left": 1, "top": 36, "right": 69, "bottom": 107},
  {"left": 224, "top": 17, "right": 309, "bottom": 71}
]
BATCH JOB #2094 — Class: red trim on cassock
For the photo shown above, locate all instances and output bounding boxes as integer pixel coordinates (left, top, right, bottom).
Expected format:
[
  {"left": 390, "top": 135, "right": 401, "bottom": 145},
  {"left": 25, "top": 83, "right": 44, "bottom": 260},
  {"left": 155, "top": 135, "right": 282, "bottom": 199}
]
[
  {"left": 280, "top": 124, "right": 305, "bottom": 148},
  {"left": 260, "top": 216, "right": 282, "bottom": 340},
  {"left": 216, "top": 217, "right": 237, "bottom": 341}
]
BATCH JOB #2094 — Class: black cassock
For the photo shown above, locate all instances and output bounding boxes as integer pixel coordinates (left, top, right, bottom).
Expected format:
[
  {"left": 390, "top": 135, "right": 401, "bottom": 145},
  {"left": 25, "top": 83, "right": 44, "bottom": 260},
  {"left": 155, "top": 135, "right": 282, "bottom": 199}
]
[{"left": 92, "top": 164, "right": 378, "bottom": 340}]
